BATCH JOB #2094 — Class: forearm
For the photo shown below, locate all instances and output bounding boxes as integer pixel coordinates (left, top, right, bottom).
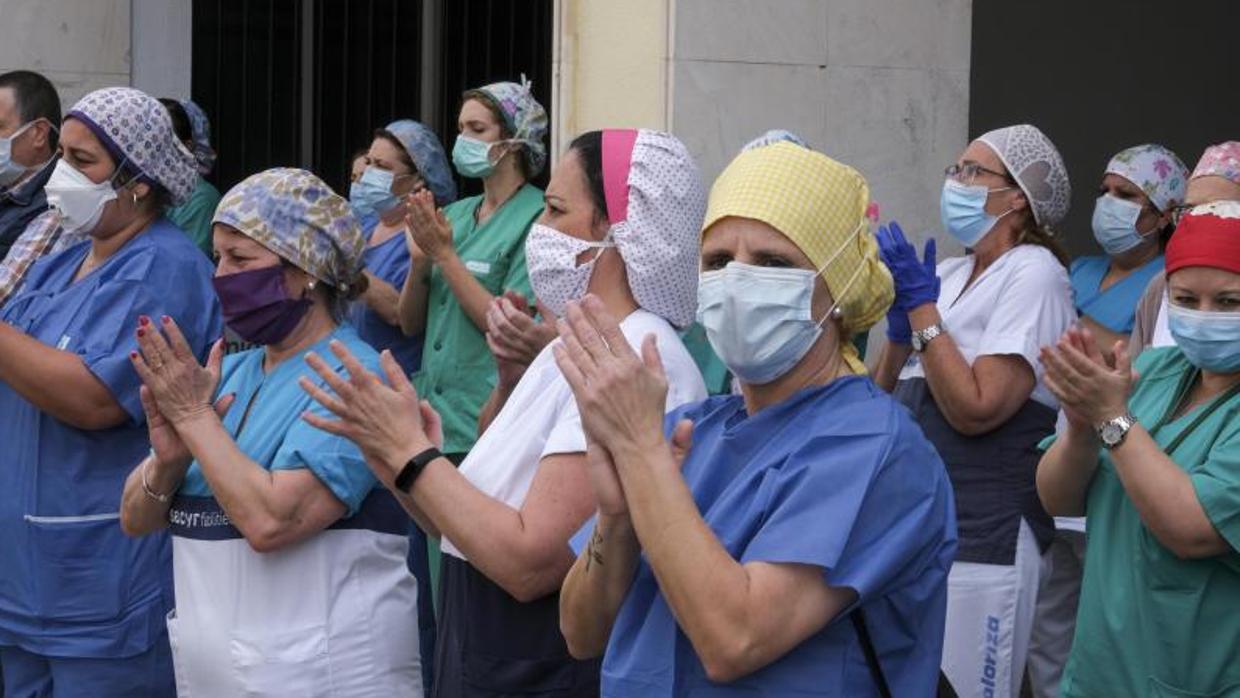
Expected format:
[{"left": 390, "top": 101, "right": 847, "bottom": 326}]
[
  {"left": 615, "top": 442, "right": 759, "bottom": 673},
  {"left": 1036, "top": 424, "right": 1102, "bottom": 516},
  {"left": 397, "top": 258, "right": 432, "bottom": 336},
  {"left": 120, "top": 454, "right": 183, "bottom": 536},
  {"left": 911, "top": 304, "right": 1010, "bottom": 434},
  {"left": 409, "top": 457, "right": 581, "bottom": 601},
  {"left": 1110, "top": 426, "right": 1229, "bottom": 558},
  {"left": 436, "top": 252, "right": 495, "bottom": 332},
  {"left": 176, "top": 412, "right": 308, "bottom": 546},
  {"left": 364, "top": 274, "right": 403, "bottom": 327},
  {"left": 0, "top": 323, "right": 127, "bottom": 429},
  {"left": 477, "top": 381, "right": 518, "bottom": 435},
  {"left": 560, "top": 513, "right": 641, "bottom": 659},
  {"left": 873, "top": 339, "right": 911, "bottom": 392}
]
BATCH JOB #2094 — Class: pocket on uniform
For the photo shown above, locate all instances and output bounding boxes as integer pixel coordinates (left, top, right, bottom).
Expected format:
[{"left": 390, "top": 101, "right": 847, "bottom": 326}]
[
  {"left": 1148, "top": 675, "right": 1240, "bottom": 697},
  {"left": 462, "top": 254, "right": 505, "bottom": 294},
  {"left": 27, "top": 514, "right": 127, "bottom": 622},
  {"left": 231, "top": 624, "right": 331, "bottom": 698}
]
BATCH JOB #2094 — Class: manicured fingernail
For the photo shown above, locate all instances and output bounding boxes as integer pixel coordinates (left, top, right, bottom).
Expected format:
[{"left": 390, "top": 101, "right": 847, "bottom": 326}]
[
  {"left": 130, "top": 351, "right": 138, "bottom": 359},
  {"left": 138, "top": 315, "right": 150, "bottom": 326},
  {"left": 161, "top": 315, "right": 171, "bottom": 324},
  {"left": 137, "top": 328, "right": 145, "bottom": 337}
]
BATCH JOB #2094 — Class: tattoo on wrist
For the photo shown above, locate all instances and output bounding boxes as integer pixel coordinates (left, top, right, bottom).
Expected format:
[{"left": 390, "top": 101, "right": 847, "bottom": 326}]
[{"left": 585, "top": 527, "right": 604, "bottom": 572}]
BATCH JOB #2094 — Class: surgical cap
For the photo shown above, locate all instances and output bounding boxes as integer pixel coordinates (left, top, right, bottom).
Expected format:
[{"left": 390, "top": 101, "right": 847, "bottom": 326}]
[
  {"left": 742, "top": 129, "right": 809, "bottom": 152},
  {"left": 1191, "top": 141, "right": 1240, "bottom": 185},
  {"left": 384, "top": 119, "right": 457, "bottom": 208},
  {"left": 977, "top": 124, "right": 1071, "bottom": 229},
  {"left": 469, "top": 76, "right": 549, "bottom": 177},
  {"left": 702, "top": 141, "right": 894, "bottom": 374},
  {"left": 598, "top": 129, "right": 707, "bottom": 329},
  {"left": 67, "top": 87, "right": 198, "bottom": 206},
  {"left": 213, "top": 168, "right": 366, "bottom": 292},
  {"left": 1166, "top": 200, "right": 1240, "bottom": 276},
  {"left": 180, "top": 99, "right": 217, "bottom": 175},
  {"left": 1105, "top": 144, "right": 1189, "bottom": 213}
]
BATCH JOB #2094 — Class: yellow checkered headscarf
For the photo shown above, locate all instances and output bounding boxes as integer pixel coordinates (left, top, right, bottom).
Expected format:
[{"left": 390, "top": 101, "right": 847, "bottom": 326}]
[{"left": 702, "top": 142, "right": 894, "bottom": 374}]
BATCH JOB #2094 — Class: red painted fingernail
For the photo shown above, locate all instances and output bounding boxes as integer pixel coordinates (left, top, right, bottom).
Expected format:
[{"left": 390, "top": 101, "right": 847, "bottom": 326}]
[
  {"left": 130, "top": 351, "right": 138, "bottom": 359},
  {"left": 138, "top": 315, "right": 150, "bottom": 326},
  {"left": 161, "top": 315, "right": 171, "bottom": 324},
  {"left": 137, "top": 328, "right": 145, "bottom": 337}
]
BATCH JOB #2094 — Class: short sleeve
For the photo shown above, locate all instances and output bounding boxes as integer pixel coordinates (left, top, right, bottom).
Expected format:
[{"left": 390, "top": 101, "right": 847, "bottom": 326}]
[
  {"left": 541, "top": 385, "right": 585, "bottom": 458},
  {"left": 1190, "top": 421, "right": 1240, "bottom": 555},
  {"left": 977, "top": 255, "right": 1075, "bottom": 372},
  {"left": 270, "top": 379, "right": 378, "bottom": 517},
  {"left": 741, "top": 411, "right": 954, "bottom": 602},
  {"left": 79, "top": 279, "right": 219, "bottom": 423}
]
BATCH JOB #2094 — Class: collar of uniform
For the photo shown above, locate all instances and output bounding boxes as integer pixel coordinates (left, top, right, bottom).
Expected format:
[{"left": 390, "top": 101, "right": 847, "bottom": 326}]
[{"left": 0, "top": 156, "right": 57, "bottom": 206}]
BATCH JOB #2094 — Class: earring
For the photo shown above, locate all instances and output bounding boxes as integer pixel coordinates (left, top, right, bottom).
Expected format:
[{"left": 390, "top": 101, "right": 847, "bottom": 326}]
[
  {"left": 830, "top": 306, "right": 844, "bottom": 320},
  {"left": 132, "top": 192, "right": 139, "bottom": 207},
  {"left": 307, "top": 280, "right": 317, "bottom": 291}
]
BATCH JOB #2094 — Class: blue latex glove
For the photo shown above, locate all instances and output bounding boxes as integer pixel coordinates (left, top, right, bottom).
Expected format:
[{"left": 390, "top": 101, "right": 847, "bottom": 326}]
[{"left": 877, "top": 221, "right": 940, "bottom": 312}]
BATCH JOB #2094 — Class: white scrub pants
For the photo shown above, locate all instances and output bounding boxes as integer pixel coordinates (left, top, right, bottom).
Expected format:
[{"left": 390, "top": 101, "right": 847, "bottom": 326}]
[
  {"left": 1026, "top": 528, "right": 1086, "bottom": 698},
  {"left": 941, "top": 520, "right": 1044, "bottom": 698}
]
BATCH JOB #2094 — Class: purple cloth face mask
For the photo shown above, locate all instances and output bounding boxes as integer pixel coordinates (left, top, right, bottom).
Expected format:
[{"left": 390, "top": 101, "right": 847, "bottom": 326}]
[{"left": 212, "top": 265, "right": 312, "bottom": 345}]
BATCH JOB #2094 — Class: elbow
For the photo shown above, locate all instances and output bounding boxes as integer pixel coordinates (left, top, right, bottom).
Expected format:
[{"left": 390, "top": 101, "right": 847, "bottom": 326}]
[
  {"left": 62, "top": 402, "right": 128, "bottom": 431},
  {"left": 1162, "top": 529, "right": 1228, "bottom": 560},
  {"left": 119, "top": 510, "right": 149, "bottom": 538},
  {"left": 942, "top": 409, "right": 999, "bottom": 437},
  {"left": 697, "top": 633, "right": 760, "bottom": 685},
  {"left": 242, "top": 517, "right": 294, "bottom": 554},
  {"left": 502, "top": 572, "right": 558, "bottom": 604},
  {"left": 561, "top": 618, "right": 606, "bottom": 661}
]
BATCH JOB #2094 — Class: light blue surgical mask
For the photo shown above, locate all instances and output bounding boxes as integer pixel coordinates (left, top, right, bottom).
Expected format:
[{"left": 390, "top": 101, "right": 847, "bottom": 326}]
[
  {"left": 1091, "top": 194, "right": 1152, "bottom": 255},
  {"left": 349, "top": 166, "right": 399, "bottom": 216},
  {"left": 1167, "top": 304, "right": 1240, "bottom": 373},
  {"left": 939, "top": 178, "right": 1012, "bottom": 248},
  {"left": 452, "top": 135, "right": 498, "bottom": 179},
  {"left": 697, "top": 223, "right": 864, "bottom": 384},
  {"left": 0, "top": 120, "right": 37, "bottom": 188}
]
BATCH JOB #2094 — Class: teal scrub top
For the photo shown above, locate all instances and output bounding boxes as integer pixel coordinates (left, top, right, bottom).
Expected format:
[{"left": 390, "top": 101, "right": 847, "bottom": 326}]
[
  {"left": 1044, "top": 347, "right": 1240, "bottom": 697},
  {"left": 167, "top": 176, "right": 222, "bottom": 258}
]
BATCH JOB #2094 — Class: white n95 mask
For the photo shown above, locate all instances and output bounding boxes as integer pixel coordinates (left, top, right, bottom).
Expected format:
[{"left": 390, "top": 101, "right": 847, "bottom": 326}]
[{"left": 44, "top": 159, "right": 119, "bottom": 235}]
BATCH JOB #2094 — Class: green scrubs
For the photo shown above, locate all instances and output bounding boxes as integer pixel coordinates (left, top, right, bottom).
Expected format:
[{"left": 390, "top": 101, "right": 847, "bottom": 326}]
[
  {"left": 167, "top": 176, "right": 222, "bottom": 258},
  {"left": 413, "top": 183, "right": 542, "bottom": 455},
  {"left": 1044, "top": 346, "right": 1240, "bottom": 697}
]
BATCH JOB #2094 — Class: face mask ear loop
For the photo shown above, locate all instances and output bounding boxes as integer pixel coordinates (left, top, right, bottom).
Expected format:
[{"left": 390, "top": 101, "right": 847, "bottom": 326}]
[
  {"left": 814, "top": 262, "right": 866, "bottom": 331},
  {"left": 807, "top": 218, "right": 867, "bottom": 330}
]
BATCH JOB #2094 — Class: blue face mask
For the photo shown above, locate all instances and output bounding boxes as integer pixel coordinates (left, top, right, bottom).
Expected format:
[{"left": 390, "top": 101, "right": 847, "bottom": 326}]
[
  {"left": 1167, "top": 304, "right": 1240, "bottom": 373},
  {"left": 0, "top": 120, "right": 36, "bottom": 188},
  {"left": 697, "top": 223, "right": 864, "bottom": 385},
  {"left": 349, "top": 166, "right": 399, "bottom": 216},
  {"left": 1091, "top": 194, "right": 1152, "bottom": 255},
  {"left": 939, "top": 179, "right": 1012, "bottom": 248},
  {"left": 452, "top": 135, "right": 497, "bottom": 179}
]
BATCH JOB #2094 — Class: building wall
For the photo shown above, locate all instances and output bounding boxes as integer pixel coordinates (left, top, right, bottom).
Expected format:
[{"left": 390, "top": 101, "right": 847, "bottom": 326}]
[
  {"left": 131, "top": 0, "right": 192, "bottom": 101},
  {"left": 0, "top": 0, "right": 131, "bottom": 112}
]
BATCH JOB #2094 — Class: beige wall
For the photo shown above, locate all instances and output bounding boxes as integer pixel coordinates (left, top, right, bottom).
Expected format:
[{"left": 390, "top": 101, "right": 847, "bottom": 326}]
[{"left": 0, "top": 0, "right": 131, "bottom": 113}]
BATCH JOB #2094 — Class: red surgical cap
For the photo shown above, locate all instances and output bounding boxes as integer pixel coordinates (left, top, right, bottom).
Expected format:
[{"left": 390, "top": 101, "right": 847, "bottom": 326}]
[{"left": 1166, "top": 200, "right": 1240, "bottom": 276}]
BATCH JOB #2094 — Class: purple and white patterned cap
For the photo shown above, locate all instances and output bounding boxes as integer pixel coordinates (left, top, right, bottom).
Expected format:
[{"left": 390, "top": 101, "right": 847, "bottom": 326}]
[
  {"left": 469, "top": 75, "right": 549, "bottom": 177},
  {"left": 67, "top": 87, "right": 198, "bottom": 206},
  {"left": 1191, "top": 141, "right": 1240, "bottom": 186},
  {"left": 180, "top": 99, "right": 217, "bottom": 175},
  {"left": 1105, "top": 144, "right": 1189, "bottom": 213}
]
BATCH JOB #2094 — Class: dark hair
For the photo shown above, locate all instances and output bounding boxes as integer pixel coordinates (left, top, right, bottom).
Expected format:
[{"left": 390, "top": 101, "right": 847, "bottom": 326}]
[
  {"left": 461, "top": 89, "right": 535, "bottom": 180},
  {"left": 372, "top": 129, "right": 416, "bottom": 172},
  {"left": 0, "top": 70, "right": 61, "bottom": 150},
  {"left": 158, "top": 98, "right": 193, "bottom": 144},
  {"left": 567, "top": 131, "right": 607, "bottom": 222}
]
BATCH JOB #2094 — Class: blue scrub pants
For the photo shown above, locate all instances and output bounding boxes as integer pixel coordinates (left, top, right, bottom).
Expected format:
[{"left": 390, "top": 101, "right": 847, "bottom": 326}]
[{"left": 0, "top": 639, "right": 175, "bottom": 698}]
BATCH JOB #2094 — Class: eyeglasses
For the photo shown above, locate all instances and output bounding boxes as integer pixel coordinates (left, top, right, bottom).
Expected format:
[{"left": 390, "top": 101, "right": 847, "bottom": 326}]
[
  {"left": 945, "top": 163, "right": 1013, "bottom": 187},
  {"left": 1169, "top": 203, "right": 1196, "bottom": 225}
]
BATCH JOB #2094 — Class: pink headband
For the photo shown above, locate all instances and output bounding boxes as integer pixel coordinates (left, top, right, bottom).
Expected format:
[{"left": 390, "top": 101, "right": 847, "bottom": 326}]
[{"left": 602, "top": 129, "right": 639, "bottom": 223}]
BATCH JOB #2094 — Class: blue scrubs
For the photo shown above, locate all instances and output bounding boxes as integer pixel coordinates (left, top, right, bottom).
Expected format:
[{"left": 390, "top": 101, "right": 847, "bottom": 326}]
[
  {"left": 347, "top": 229, "right": 424, "bottom": 375},
  {"left": 1070, "top": 255, "right": 1164, "bottom": 334},
  {"left": 0, "top": 219, "right": 220, "bottom": 693},
  {"left": 574, "top": 377, "right": 957, "bottom": 697}
]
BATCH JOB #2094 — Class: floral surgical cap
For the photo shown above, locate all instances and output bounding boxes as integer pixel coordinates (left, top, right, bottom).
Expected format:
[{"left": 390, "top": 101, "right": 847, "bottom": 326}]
[
  {"left": 1191, "top": 141, "right": 1240, "bottom": 185},
  {"left": 469, "top": 76, "right": 549, "bottom": 177},
  {"left": 384, "top": 119, "right": 457, "bottom": 207},
  {"left": 1105, "top": 144, "right": 1189, "bottom": 213},
  {"left": 742, "top": 129, "right": 809, "bottom": 152},
  {"left": 702, "top": 142, "right": 894, "bottom": 374},
  {"left": 67, "top": 87, "right": 198, "bottom": 206},
  {"left": 213, "top": 168, "right": 366, "bottom": 292},
  {"left": 604, "top": 129, "right": 707, "bottom": 328},
  {"left": 180, "top": 99, "right": 217, "bottom": 175},
  {"left": 976, "top": 124, "right": 1071, "bottom": 229}
]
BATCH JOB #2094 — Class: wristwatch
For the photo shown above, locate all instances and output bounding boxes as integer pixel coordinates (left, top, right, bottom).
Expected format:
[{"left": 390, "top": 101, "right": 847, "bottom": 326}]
[
  {"left": 394, "top": 447, "right": 443, "bottom": 493},
  {"left": 1096, "top": 413, "right": 1137, "bottom": 450},
  {"left": 911, "top": 323, "right": 946, "bottom": 352}
]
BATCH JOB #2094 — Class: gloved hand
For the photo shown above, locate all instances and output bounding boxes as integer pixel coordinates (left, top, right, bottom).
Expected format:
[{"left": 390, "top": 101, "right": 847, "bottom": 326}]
[
  {"left": 877, "top": 221, "right": 940, "bottom": 312},
  {"left": 885, "top": 303, "right": 913, "bottom": 344}
]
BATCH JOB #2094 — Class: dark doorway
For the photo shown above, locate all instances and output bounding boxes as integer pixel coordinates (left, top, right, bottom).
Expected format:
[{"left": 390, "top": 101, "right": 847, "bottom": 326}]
[
  {"left": 192, "top": 0, "right": 553, "bottom": 198},
  {"left": 969, "top": 0, "right": 1240, "bottom": 256}
]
